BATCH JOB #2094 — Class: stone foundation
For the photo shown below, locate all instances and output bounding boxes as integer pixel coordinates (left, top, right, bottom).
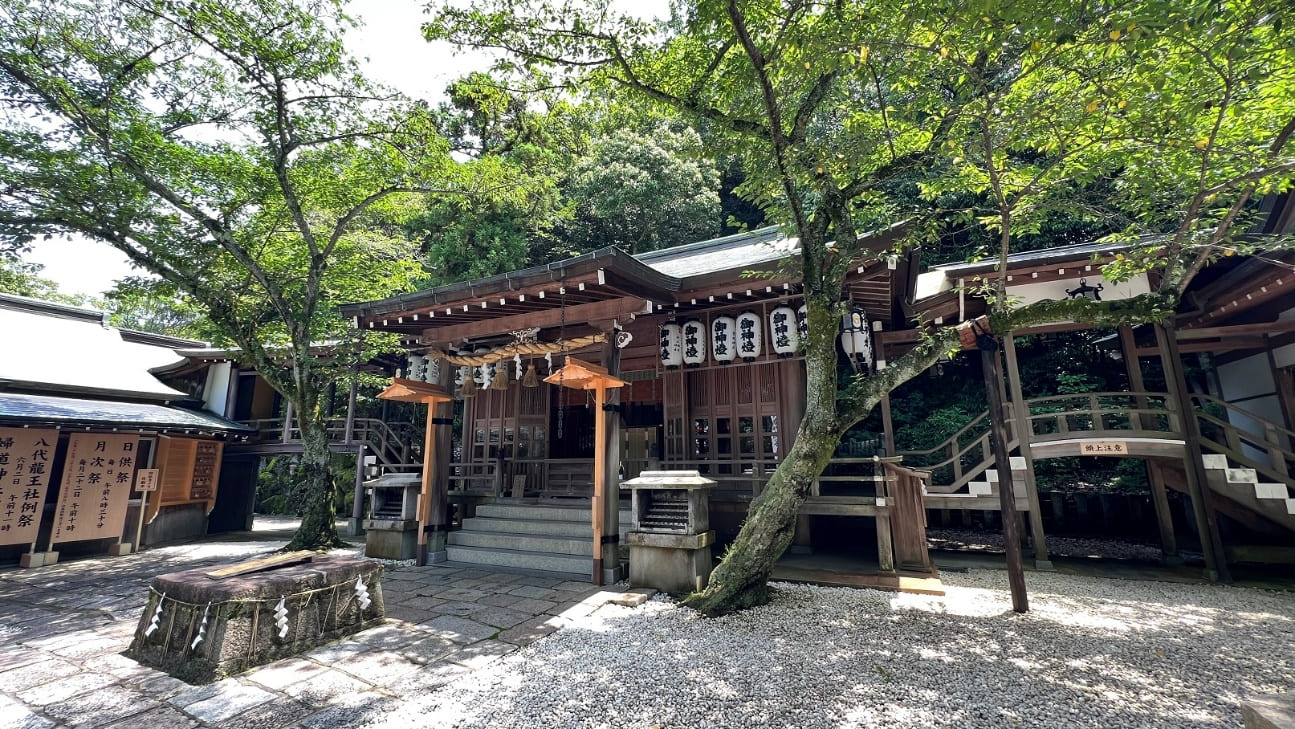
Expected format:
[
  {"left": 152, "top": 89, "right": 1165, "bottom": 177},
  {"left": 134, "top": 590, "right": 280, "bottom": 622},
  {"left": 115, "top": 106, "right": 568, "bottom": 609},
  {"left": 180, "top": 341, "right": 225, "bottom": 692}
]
[{"left": 127, "top": 556, "right": 384, "bottom": 684}]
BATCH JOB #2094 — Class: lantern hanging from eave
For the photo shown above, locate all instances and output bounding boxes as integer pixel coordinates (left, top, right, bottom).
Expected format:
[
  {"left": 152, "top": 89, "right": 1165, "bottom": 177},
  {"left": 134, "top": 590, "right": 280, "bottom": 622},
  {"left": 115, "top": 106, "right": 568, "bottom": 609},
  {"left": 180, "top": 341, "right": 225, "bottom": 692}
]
[
  {"left": 407, "top": 354, "right": 426, "bottom": 381},
  {"left": 712, "top": 315, "right": 737, "bottom": 364},
  {"left": 682, "top": 319, "right": 706, "bottom": 367},
  {"left": 660, "top": 323, "right": 683, "bottom": 368},
  {"left": 797, "top": 304, "right": 809, "bottom": 343},
  {"left": 769, "top": 306, "right": 799, "bottom": 357},
  {"left": 839, "top": 304, "right": 874, "bottom": 371},
  {"left": 736, "top": 311, "right": 763, "bottom": 361}
]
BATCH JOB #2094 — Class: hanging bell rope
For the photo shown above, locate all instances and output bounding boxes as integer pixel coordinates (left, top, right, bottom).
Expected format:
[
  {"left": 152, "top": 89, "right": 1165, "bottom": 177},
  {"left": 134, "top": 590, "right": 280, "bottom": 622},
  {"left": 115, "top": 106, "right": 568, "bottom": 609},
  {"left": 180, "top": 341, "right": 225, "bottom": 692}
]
[
  {"left": 490, "top": 364, "right": 509, "bottom": 390},
  {"left": 424, "top": 334, "right": 607, "bottom": 366}
]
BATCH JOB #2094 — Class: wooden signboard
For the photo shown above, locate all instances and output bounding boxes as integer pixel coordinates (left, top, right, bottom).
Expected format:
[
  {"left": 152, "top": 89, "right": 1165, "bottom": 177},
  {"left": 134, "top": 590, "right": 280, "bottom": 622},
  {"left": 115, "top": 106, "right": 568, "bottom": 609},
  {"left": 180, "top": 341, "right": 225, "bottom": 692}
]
[
  {"left": 1081, "top": 441, "right": 1128, "bottom": 456},
  {"left": 135, "top": 469, "right": 161, "bottom": 492},
  {"left": 51, "top": 434, "right": 139, "bottom": 544},
  {"left": 146, "top": 436, "right": 224, "bottom": 523},
  {"left": 0, "top": 428, "right": 59, "bottom": 547}
]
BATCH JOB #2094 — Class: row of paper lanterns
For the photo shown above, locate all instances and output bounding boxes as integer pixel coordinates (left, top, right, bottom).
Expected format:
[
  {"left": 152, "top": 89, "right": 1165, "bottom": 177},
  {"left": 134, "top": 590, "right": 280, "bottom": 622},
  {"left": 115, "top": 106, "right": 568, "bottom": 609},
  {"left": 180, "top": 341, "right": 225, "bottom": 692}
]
[{"left": 660, "top": 304, "right": 873, "bottom": 369}]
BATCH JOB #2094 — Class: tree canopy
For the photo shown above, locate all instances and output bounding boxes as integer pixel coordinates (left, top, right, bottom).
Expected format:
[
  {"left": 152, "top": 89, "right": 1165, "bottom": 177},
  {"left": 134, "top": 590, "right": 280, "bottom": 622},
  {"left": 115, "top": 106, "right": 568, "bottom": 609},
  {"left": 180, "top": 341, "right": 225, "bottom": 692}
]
[
  {"left": 0, "top": 0, "right": 455, "bottom": 548},
  {"left": 426, "top": 0, "right": 1295, "bottom": 613}
]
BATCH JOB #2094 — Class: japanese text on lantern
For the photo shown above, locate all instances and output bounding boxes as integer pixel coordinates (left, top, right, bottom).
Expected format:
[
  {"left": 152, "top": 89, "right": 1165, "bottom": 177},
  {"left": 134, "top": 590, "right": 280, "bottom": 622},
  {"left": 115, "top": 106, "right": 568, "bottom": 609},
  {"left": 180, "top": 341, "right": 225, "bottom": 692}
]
[
  {"left": 0, "top": 428, "right": 59, "bottom": 547},
  {"left": 51, "top": 434, "right": 139, "bottom": 544}
]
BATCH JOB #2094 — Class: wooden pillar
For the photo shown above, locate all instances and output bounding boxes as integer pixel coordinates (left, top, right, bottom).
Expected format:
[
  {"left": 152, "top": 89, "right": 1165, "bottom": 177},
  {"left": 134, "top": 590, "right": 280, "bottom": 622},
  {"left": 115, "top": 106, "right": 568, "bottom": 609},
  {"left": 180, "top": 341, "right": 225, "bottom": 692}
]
[
  {"left": 1003, "top": 333, "right": 1050, "bottom": 568},
  {"left": 427, "top": 361, "right": 455, "bottom": 562},
  {"left": 343, "top": 378, "right": 358, "bottom": 444},
  {"left": 592, "top": 383, "right": 608, "bottom": 585},
  {"left": 1157, "top": 322, "right": 1229, "bottom": 582},
  {"left": 600, "top": 335, "right": 624, "bottom": 585},
  {"left": 1121, "top": 325, "right": 1179, "bottom": 562},
  {"left": 981, "top": 341, "right": 1029, "bottom": 612},
  {"left": 350, "top": 444, "right": 366, "bottom": 532},
  {"left": 281, "top": 401, "right": 294, "bottom": 443}
]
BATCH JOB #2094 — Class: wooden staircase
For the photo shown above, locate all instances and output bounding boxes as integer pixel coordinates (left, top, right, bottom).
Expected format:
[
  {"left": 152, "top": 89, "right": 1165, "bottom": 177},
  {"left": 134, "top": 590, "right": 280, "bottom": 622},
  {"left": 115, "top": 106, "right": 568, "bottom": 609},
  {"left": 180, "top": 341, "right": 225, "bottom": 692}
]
[{"left": 902, "top": 390, "right": 1295, "bottom": 536}]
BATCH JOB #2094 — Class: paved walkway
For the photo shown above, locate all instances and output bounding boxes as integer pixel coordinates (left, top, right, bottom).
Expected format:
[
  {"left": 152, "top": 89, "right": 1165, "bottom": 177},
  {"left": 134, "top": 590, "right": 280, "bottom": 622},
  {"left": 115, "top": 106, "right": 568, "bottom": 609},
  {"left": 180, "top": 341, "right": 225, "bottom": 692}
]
[{"left": 0, "top": 529, "right": 648, "bottom": 729}]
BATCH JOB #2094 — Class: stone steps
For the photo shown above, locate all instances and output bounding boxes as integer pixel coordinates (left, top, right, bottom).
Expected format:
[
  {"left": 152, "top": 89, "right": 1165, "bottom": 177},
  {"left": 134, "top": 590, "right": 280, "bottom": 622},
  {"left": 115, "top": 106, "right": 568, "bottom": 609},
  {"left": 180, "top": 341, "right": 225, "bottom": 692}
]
[
  {"left": 447, "top": 530, "right": 593, "bottom": 556},
  {"left": 445, "top": 501, "right": 632, "bottom": 577},
  {"left": 443, "top": 544, "right": 593, "bottom": 576}
]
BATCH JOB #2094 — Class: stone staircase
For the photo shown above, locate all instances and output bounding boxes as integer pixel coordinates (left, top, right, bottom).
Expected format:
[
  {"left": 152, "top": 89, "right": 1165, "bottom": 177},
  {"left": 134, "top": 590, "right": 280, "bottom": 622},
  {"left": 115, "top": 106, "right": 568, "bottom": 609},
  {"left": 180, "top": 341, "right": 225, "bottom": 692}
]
[{"left": 445, "top": 501, "right": 632, "bottom": 577}]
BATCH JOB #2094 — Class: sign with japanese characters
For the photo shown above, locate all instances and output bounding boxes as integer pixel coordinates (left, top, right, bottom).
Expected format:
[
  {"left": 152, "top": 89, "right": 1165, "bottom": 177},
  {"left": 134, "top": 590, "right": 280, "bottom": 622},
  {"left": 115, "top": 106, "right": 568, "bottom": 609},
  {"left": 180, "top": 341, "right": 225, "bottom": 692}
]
[
  {"left": 51, "top": 434, "right": 139, "bottom": 544},
  {"left": 0, "top": 428, "right": 59, "bottom": 547},
  {"left": 135, "top": 468, "right": 160, "bottom": 492},
  {"left": 1081, "top": 440, "right": 1128, "bottom": 456}
]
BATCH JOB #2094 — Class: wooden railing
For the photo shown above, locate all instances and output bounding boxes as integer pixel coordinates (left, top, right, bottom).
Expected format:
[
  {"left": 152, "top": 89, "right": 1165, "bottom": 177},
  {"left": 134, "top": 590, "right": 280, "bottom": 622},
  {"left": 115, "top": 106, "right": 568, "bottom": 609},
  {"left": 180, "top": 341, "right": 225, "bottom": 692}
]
[
  {"left": 899, "top": 391, "right": 1179, "bottom": 494},
  {"left": 1193, "top": 394, "right": 1295, "bottom": 487},
  {"left": 241, "top": 416, "right": 422, "bottom": 472}
]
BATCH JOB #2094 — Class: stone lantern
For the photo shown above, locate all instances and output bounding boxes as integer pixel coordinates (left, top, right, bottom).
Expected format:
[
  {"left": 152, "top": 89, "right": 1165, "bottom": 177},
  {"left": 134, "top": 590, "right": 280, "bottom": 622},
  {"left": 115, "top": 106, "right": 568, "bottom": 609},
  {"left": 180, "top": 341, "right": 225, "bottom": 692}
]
[{"left": 622, "top": 470, "right": 716, "bottom": 593}]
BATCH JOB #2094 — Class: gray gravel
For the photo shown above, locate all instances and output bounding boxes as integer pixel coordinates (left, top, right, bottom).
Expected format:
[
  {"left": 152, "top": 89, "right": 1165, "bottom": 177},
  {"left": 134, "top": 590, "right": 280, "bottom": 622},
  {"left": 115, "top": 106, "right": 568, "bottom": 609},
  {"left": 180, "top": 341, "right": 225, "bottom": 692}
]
[{"left": 362, "top": 570, "right": 1294, "bottom": 729}]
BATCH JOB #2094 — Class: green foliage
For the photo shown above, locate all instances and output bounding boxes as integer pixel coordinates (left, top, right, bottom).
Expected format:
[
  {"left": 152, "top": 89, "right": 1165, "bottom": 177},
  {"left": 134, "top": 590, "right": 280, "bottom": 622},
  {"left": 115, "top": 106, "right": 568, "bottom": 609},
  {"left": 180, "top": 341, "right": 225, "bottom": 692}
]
[
  {"left": 255, "top": 454, "right": 356, "bottom": 516},
  {"left": 563, "top": 122, "right": 721, "bottom": 253},
  {"left": 0, "top": 256, "right": 87, "bottom": 305}
]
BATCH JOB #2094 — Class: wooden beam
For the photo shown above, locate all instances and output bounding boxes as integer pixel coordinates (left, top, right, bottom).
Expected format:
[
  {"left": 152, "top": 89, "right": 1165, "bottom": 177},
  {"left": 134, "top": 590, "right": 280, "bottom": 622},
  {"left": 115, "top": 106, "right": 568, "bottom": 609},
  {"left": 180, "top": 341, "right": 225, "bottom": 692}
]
[
  {"left": 1178, "top": 321, "right": 1295, "bottom": 339},
  {"left": 1133, "top": 337, "right": 1268, "bottom": 357},
  {"left": 421, "top": 297, "right": 649, "bottom": 343}
]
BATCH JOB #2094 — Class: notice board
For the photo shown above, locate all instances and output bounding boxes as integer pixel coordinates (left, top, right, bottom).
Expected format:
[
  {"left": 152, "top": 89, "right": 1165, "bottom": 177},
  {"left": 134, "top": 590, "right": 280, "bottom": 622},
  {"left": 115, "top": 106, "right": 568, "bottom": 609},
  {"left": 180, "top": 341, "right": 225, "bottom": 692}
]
[
  {"left": 51, "top": 433, "right": 139, "bottom": 544},
  {"left": 0, "top": 428, "right": 59, "bottom": 547}
]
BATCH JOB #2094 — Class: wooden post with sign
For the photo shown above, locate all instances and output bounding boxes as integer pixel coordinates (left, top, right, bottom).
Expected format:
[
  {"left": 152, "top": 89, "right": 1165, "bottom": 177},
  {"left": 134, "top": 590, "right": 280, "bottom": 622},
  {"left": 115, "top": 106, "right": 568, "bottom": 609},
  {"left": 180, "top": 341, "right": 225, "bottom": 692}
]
[
  {"left": 377, "top": 377, "right": 454, "bottom": 566},
  {"left": 545, "top": 357, "right": 627, "bottom": 585},
  {"left": 125, "top": 468, "right": 161, "bottom": 555}
]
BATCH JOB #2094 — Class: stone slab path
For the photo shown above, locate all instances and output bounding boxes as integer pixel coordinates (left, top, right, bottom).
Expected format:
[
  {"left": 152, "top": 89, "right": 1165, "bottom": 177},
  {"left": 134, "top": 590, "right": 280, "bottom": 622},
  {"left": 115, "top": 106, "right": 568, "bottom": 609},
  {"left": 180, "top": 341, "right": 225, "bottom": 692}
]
[{"left": 0, "top": 532, "right": 649, "bottom": 729}]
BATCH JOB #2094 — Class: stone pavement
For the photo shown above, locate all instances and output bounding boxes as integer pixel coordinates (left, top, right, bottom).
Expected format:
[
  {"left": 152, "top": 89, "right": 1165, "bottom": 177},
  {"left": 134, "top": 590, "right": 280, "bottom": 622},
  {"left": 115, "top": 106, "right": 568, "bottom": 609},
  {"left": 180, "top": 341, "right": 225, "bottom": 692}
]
[{"left": 0, "top": 531, "right": 652, "bottom": 729}]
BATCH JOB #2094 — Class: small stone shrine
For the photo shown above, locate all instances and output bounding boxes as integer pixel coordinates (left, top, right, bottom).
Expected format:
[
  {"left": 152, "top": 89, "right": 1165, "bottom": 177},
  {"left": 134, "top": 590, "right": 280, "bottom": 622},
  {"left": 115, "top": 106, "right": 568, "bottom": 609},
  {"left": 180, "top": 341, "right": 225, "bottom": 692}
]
[
  {"left": 623, "top": 470, "right": 716, "bottom": 593},
  {"left": 127, "top": 552, "right": 383, "bottom": 683},
  {"left": 363, "top": 473, "right": 421, "bottom": 560}
]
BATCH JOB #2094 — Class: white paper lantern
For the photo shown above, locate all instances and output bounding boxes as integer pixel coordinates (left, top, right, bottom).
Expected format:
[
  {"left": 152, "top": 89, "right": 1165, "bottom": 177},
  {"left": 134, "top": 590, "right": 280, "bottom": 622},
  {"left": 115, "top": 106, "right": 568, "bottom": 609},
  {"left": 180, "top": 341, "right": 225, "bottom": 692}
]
[
  {"left": 840, "top": 305, "right": 873, "bottom": 370},
  {"left": 408, "top": 354, "right": 430, "bottom": 382},
  {"left": 736, "top": 311, "right": 763, "bottom": 361},
  {"left": 769, "top": 306, "right": 799, "bottom": 356},
  {"left": 797, "top": 304, "right": 809, "bottom": 343},
  {"left": 712, "top": 316, "right": 737, "bottom": 364},
  {"left": 425, "top": 357, "right": 440, "bottom": 383},
  {"left": 660, "top": 323, "right": 683, "bottom": 368},
  {"left": 682, "top": 320, "right": 706, "bottom": 367}
]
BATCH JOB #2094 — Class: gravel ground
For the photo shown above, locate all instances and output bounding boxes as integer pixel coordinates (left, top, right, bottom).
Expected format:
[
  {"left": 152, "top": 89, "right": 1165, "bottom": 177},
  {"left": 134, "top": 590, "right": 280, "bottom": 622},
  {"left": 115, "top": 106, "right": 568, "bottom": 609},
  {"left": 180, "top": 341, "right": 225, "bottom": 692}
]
[
  {"left": 361, "top": 570, "right": 1293, "bottom": 729},
  {"left": 928, "top": 528, "right": 1179, "bottom": 562}
]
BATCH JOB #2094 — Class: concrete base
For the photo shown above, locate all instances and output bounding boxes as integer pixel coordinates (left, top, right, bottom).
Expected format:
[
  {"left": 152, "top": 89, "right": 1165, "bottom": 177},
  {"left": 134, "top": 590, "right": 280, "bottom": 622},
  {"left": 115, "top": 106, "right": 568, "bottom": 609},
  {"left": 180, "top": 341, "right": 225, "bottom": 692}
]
[
  {"left": 627, "top": 530, "right": 714, "bottom": 594},
  {"left": 1243, "top": 693, "right": 1295, "bottom": 729},
  {"left": 602, "top": 563, "right": 626, "bottom": 586},
  {"left": 109, "top": 543, "right": 134, "bottom": 556},
  {"left": 1034, "top": 559, "right": 1054, "bottom": 570},
  {"left": 19, "top": 551, "right": 58, "bottom": 568},
  {"left": 344, "top": 517, "right": 366, "bottom": 538},
  {"left": 142, "top": 503, "right": 208, "bottom": 547},
  {"left": 363, "top": 519, "right": 418, "bottom": 561}
]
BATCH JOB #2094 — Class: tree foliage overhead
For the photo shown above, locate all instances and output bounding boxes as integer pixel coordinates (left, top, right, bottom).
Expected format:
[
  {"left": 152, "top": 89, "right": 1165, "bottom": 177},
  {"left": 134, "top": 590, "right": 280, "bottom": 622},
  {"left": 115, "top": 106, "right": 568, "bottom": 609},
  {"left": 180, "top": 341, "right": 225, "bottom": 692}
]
[
  {"left": 0, "top": 0, "right": 454, "bottom": 549},
  {"left": 427, "top": 0, "right": 1295, "bottom": 613}
]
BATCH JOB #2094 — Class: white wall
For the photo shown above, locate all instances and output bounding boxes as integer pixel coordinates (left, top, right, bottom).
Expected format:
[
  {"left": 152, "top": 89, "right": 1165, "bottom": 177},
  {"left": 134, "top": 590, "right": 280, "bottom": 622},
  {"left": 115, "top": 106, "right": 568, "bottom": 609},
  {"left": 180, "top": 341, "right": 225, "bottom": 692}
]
[
  {"left": 201, "top": 362, "right": 232, "bottom": 416},
  {"left": 1216, "top": 353, "right": 1282, "bottom": 465}
]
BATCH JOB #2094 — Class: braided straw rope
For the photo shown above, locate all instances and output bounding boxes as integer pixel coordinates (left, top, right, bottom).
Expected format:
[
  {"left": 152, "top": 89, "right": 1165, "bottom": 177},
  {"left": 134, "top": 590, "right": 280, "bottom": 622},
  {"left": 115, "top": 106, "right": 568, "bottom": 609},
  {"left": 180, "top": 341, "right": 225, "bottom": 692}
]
[{"left": 425, "top": 333, "right": 606, "bottom": 366}]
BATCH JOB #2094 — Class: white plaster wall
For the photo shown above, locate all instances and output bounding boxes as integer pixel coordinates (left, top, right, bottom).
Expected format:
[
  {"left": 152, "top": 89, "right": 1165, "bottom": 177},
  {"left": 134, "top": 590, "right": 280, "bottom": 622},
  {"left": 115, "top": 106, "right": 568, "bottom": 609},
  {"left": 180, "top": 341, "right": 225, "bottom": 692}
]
[
  {"left": 1215, "top": 353, "right": 1282, "bottom": 465},
  {"left": 1006, "top": 272, "right": 1150, "bottom": 307},
  {"left": 201, "top": 361, "right": 232, "bottom": 416}
]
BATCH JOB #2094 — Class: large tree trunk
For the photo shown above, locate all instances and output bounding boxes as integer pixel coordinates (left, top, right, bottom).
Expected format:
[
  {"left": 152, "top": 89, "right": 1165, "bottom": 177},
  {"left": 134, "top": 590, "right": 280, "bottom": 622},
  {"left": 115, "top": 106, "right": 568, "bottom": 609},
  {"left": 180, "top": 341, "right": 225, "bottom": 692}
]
[
  {"left": 683, "top": 290, "right": 842, "bottom": 615},
  {"left": 286, "top": 405, "right": 344, "bottom": 550}
]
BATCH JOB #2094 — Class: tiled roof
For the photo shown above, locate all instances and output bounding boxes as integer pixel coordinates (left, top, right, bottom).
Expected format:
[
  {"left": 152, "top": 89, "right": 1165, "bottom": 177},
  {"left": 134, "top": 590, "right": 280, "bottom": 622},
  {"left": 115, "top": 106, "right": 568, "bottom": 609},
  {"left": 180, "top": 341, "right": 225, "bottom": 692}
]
[
  {"left": 0, "top": 392, "right": 253, "bottom": 433},
  {"left": 634, "top": 226, "right": 794, "bottom": 278}
]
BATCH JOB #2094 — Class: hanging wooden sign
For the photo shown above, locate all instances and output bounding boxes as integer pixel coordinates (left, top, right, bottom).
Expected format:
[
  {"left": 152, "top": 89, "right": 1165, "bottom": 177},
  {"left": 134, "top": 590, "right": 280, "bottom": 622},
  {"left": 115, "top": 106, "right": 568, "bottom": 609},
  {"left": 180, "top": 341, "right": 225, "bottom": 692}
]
[
  {"left": 0, "top": 428, "right": 59, "bottom": 548},
  {"left": 51, "top": 433, "right": 139, "bottom": 545}
]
